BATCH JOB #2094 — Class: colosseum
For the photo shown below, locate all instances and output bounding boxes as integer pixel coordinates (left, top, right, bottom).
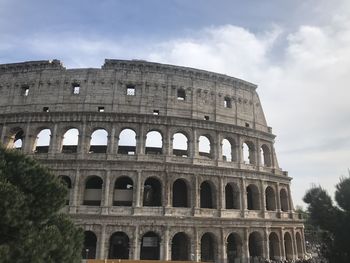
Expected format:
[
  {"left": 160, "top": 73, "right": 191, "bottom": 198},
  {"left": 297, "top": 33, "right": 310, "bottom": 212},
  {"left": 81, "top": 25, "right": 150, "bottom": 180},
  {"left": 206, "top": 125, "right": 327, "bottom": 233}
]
[{"left": 0, "top": 59, "right": 305, "bottom": 262}]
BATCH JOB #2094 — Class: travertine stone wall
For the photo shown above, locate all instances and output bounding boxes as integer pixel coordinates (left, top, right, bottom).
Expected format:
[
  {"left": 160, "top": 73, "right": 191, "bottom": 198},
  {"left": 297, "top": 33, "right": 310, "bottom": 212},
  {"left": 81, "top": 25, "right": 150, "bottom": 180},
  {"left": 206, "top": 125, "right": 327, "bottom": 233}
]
[{"left": 0, "top": 59, "right": 305, "bottom": 263}]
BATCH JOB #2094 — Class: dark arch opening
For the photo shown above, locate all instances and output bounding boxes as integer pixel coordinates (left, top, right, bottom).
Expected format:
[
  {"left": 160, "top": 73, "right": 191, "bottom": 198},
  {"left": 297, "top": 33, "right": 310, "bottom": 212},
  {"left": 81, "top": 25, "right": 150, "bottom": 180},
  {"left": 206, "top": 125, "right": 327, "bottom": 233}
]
[
  {"left": 265, "top": 186, "right": 276, "bottom": 211},
  {"left": 83, "top": 176, "right": 103, "bottom": 206},
  {"left": 284, "top": 232, "right": 293, "bottom": 260},
  {"left": 171, "top": 232, "right": 190, "bottom": 261},
  {"left": 225, "top": 183, "right": 240, "bottom": 209},
  {"left": 249, "top": 232, "right": 263, "bottom": 258},
  {"left": 82, "top": 231, "right": 97, "bottom": 259},
  {"left": 227, "top": 233, "right": 242, "bottom": 263},
  {"left": 172, "top": 179, "right": 189, "bottom": 207},
  {"left": 108, "top": 232, "right": 130, "bottom": 259},
  {"left": 261, "top": 144, "right": 272, "bottom": 167},
  {"left": 114, "top": 177, "right": 133, "bottom": 206},
  {"left": 140, "top": 232, "right": 160, "bottom": 260},
  {"left": 247, "top": 184, "right": 260, "bottom": 210},
  {"left": 143, "top": 178, "right": 161, "bottom": 206},
  {"left": 296, "top": 232, "right": 303, "bottom": 259},
  {"left": 269, "top": 232, "right": 280, "bottom": 260},
  {"left": 201, "top": 233, "right": 216, "bottom": 262},
  {"left": 11, "top": 129, "right": 24, "bottom": 150},
  {"left": 177, "top": 88, "right": 186, "bottom": 101},
  {"left": 200, "top": 181, "right": 215, "bottom": 209},
  {"left": 280, "top": 189, "right": 289, "bottom": 212}
]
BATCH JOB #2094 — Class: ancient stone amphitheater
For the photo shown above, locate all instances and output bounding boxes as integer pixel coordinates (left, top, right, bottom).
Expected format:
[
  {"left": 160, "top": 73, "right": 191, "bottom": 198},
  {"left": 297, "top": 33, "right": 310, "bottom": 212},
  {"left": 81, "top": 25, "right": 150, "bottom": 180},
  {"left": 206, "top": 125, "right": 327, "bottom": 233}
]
[{"left": 0, "top": 59, "right": 305, "bottom": 262}]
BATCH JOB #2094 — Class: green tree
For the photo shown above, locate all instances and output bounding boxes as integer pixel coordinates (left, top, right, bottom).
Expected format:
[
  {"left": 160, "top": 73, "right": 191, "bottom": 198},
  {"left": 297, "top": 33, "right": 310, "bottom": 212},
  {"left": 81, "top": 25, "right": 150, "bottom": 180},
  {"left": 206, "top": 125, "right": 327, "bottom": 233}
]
[
  {"left": 0, "top": 146, "right": 83, "bottom": 262},
  {"left": 303, "top": 175, "right": 350, "bottom": 263}
]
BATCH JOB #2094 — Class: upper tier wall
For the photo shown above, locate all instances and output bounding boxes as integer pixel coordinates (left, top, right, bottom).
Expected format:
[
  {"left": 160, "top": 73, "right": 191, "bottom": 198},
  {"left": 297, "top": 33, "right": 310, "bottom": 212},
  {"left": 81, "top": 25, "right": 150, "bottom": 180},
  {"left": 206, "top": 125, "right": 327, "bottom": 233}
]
[{"left": 0, "top": 59, "right": 269, "bottom": 133}]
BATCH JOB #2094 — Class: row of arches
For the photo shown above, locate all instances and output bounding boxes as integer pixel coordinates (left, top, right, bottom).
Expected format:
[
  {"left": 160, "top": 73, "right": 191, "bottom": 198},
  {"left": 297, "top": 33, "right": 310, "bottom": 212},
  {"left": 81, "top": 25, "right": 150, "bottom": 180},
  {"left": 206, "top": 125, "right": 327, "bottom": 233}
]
[
  {"left": 82, "top": 230, "right": 304, "bottom": 261},
  {"left": 7, "top": 127, "right": 273, "bottom": 166},
  {"left": 61, "top": 175, "right": 291, "bottom": 212}
]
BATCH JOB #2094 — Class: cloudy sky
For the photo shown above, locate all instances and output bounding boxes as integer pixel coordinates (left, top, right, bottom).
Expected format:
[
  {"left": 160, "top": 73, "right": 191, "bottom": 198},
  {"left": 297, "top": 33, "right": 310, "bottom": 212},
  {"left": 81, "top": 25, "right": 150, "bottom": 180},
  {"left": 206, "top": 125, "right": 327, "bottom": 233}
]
[{"left": 1, "top": 0, "right": 349, "bottom": 207}]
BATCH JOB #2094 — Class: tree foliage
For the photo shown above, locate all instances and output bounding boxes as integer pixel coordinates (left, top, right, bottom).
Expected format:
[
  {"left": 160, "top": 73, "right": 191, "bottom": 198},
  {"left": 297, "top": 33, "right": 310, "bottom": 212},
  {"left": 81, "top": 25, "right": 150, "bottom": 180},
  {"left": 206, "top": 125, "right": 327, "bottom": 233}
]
[
  {"left": 0, "top": 147, "right": 83, "bottom": 262},
  {"left": 303, "top": 175, "right": 350, "bottom": 263}
]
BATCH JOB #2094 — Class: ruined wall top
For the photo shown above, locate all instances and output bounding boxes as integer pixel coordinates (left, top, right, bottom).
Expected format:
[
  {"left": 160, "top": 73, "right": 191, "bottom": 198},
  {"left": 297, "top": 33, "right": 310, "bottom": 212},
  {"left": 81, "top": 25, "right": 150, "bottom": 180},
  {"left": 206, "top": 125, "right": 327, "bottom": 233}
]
[{"left": 0, "top": 60, "right": 65, "bottom": 73}]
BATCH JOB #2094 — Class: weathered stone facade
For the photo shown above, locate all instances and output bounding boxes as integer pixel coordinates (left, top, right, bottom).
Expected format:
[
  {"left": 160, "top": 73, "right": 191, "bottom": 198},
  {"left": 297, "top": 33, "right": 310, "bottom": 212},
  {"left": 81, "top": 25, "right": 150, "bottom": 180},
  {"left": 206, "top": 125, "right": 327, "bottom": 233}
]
[{"left": 0, "top": 59, "right": 305, "bottom": 262}]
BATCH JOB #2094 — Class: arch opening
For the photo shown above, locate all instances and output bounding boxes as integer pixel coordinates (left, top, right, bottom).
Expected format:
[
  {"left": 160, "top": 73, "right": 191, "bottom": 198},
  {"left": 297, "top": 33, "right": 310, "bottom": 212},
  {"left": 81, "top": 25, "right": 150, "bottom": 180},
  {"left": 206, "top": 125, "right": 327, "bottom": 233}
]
[
  {"left": 140, "top": 232, "right": 160, "bottom": 260},
  {"left": 171, "top": 232, "right": 190, "bottom": 261},
  {"left": 118, "top": 128, "right": 136, "bottom": 155},
  {"left": 114, "top": 176, "right": 133, "bottom": 206},
  {"left": 296, "top": 232, "right": 303, "bottom": 259},
  {"left": 243, "top": 141, "right": 255, "bottom": 164},
  {"left": 62, "top": 128, "right": 79, "bottom": 153},
  {"left": 261, "top": 144, "right": 272, "bottom": 167},
  {"left": 247, "top": 184, "right": 260, "bottom": 210},
  {"left": 145, "top": 131, "right": 163, "bottom": 154},
  {"left": 172, "top": 179, "right": 189, "bottom": 207},
  {"left": 89, "top": 129, "right": 108, "bottom": 153},
  {"left": 34, "top": 129, "right": 51, "bottom": 153},
  {"left": 249, "top": 232, "right": 263, "bottom": 258},
  {"left": 265, "top": 186, "right": 276, "bottom": 211},
  {"left": 177, "top": 88, "right": 186, "bottom": 101},
  {"left": 222, "top": 139, "right": 232, "bottom": 162},
  {"left": 227, "top": 233, "right": 242, "bottom": 263},
  {"left": 108, "top": 232, "right": 130, "bottom": 259},
  {"left": 173, "top": 132, "right": 188, "bottom": 157},
  {"left": 269, "top": 232, "right": 280, "bottom": 260},
  {"left": 143, "top": 178, "right": 161, "bottom": 206},
  {"left": 82, "top": 231, "right": 97, "bottom": 259},
  {"left": 284, "top": 232, "right": 293, "bottom": 260},
  {"left": 201, "top": 233, "right": 216, "bottom": 262},
  {"left": 280, "top": 189, "right": 289, "bottom": 212},
  {"left": 200, "top": 181, "right": 215, "bottom": 209},
  {"left": 83, "top": 176, "right": 103, "bottom": 206},
  {"left": 198, "top": 135, "right": 211, "bottom": 158},
  {"left": 9, "top": 129, "right": 24, "bottom": 150},
  {"left": 225, "top": 183, "right": 240, "bottom": 209}
]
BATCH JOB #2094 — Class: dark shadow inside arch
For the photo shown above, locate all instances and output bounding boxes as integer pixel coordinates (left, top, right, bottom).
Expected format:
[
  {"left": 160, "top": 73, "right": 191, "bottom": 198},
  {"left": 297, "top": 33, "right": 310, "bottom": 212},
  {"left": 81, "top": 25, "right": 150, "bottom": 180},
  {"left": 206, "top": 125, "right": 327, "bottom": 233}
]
[
  {"left": 200, "top": 181, "right": 215, "bottom": 209},
  {"left": 83, "top": 176, "right": 103, "bottom": 206},
  {"left": 201, "top": 233, "right": 216, "bottom": 262},
  {"left": 269, "top": 232, "right": 280, "bottom": 260},
  {"left": 247, "top": 184, "right": 260, "bottom": 210},
  {"left": 108, "top": 232, "right": 130, "bottom": 259},
  {"left": 143, "top": 178, "right": 161, "bottom": 206},
  {"left": 140, "top": 232, "right": 160, "bottom": 260},
  {"left": 173, "top": 179, "right": 189, "bottom": 207},
  {"left": 171, "top": 232, "right": 190, "bottom": 261},
  {"left": 82, "top": 231, "right": 97, "bottom": 259},
  {"left": 227, "top": 233, "right": 242, "bottom": 263},
  {"left": 249, "top": 232, "right": 263, "bottom": 258}
]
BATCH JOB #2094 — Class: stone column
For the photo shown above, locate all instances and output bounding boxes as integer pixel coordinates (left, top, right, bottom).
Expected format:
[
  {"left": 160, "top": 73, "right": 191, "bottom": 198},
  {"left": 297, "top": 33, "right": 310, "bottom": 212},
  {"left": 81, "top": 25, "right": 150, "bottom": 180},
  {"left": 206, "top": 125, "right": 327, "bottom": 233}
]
[
  {"left": 243, "top": 228, "right": 249, "bottom": 263},
  {"left": 99, "top": 225, "right": 107, "bottom": 259},
  {"left": 260, "top": 180, "right": 266, "bottom": 218},
  {"left": 23, "top": 122, "right": 33, "bottom": 153},
  {"left": 135, "top": 171, "right": 142, "bottom": 207},
  {"left": 194, "top": 228, "right": 200, "bottom": 261},
  {"left": 49, "top": 123, "right": 58, "bottom": 155},
  {"left": 133, "top": 226, "right": 140, "bottom": 260},
  {"left": 280, "top": 228, "right": 286, "bottom": 260},
  {"left": 217, "top": 133, "right": 223, "bottom": 161},
  {"left": 108, "top": 124, "right": 116, "bottom": 155},
  {"left": 287, "top": 185, "right": 294, "bottom": 212},
  {"left": 264, "top": 228, "right": 269, "bottom": 260},
  {"left": 163, "top": 227, "right": 170, "bottom": 260},
  {"left": 0, "top": 124, "right": 6, "bottom": 143},
  {"left": 219, "top": 177, "right": 225, "bottom": 212},
  {"left": 240, "top": 177, "right": 246, "bottom": 217},
  {"left": 78, "top": 121, "right": 87, "bottom": 158},
  {"left": 102, "top": 170, "right": 111, "bottom": 215},
  {"left": 276, "top": 183, "right": 281, "bottom": 213},
  {"left": 193, "top": 176, "right": 200, "bottom": 215},
  {"left": 256, "top": 138, "right": 261, "bottom": 168},
  {"left": 292, "top": 228, "right": 298, "bottom": 260},
  {"left": 192, "top": 129, "right": 199, "bottom": 158},
  {"left": 221, "top": 229, "right": 227, "bottom": 263},
  {"left": 70, "top": 169, "right": 81, "bottom": 213}
]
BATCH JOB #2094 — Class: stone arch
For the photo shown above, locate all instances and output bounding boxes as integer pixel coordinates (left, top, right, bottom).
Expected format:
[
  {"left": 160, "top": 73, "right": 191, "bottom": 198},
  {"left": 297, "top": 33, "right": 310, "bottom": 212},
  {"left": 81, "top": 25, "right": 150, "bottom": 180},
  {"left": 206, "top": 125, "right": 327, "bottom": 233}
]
[
  {"left": 269, "top": 232, "right": 281, "bottom": 260},
  {"left": 227, "top": 232, "right": 243, "bottom": 263},
  {"left": 200, "top": 180, "right": 216, "bottom": 209},
  {"left": 265, "top": 186, "right": 276, "bottom": 211},
  {"left": 222, "top": 138, "right": 236, "bottom": 162},
  {"left": 113, "top": 176, "right": 133, "bottom": 206},
  {"left": 261, "top": 144, "right": 272, "bottom": 167},
  {"left": 171, "top": 232, "right": 190, "bottom": 261},
  {"left": 225, "top": 182, "right": 240, "bottom": 209},
  {"left": 198, "top": 135, "right": 212, "bottom": 158},
  {"left": 280, "top": 188, "right": 289, "bottom": 212},
  {"left": 118, "top": 128, "right": 137, "bottom": 155},
  {"left": 248, "top": 231, "right": 263, "bottom": 258},
  {"left": 108, "top": 231, "right": 130, "bottom": 259},
  {"left": 172, "top": 132, "right": 189, "bottom": 157},
  {"left": 145, "top": 130, "right": 163, "bottom": 154},
  {"left": 242, "top": 140, "right": 255, "bottom": 164},
  {"left": 296, "top": 232, "right": 303, "bottom": 259},
  {"left": 172, "top": 178, "right": 190, "bottom": 207},
  {"left": 177, "top": 88, "right": 186, "bottom": 101},
  {"left": 62, "top": 128, "right": 79, "bottom": 153},
  {"left": 201, "top": 232, "right": 217, "bottom": 262},
  {"left": 89, "top": 128, "right": 108, "bottom": 153},
  {"left": 7, "top": 128, "right": 24, "bottom": 150},
  {"left": 140, "top": 231, "right": 160, "bottom": 260},
  {"left": 83, "top": 176, "right": 103, "bottom": 206},
  {"left": 143, "top": 177, "right": 162, "bottom": 206},
  {"left": 82, "top": 231, "right": 97, "bottom": 259},
  {"left": 34, "top": 128, "right": 51, "bottom": 153},
  {"left": 284, "top": 232, "right": 293, "bottom": 260},
  {"left": 246, "top": 184, "right": 260, "bottom": 210},
  {"left": 60, "top": 175, "right": 72, "bottom": 205}
]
